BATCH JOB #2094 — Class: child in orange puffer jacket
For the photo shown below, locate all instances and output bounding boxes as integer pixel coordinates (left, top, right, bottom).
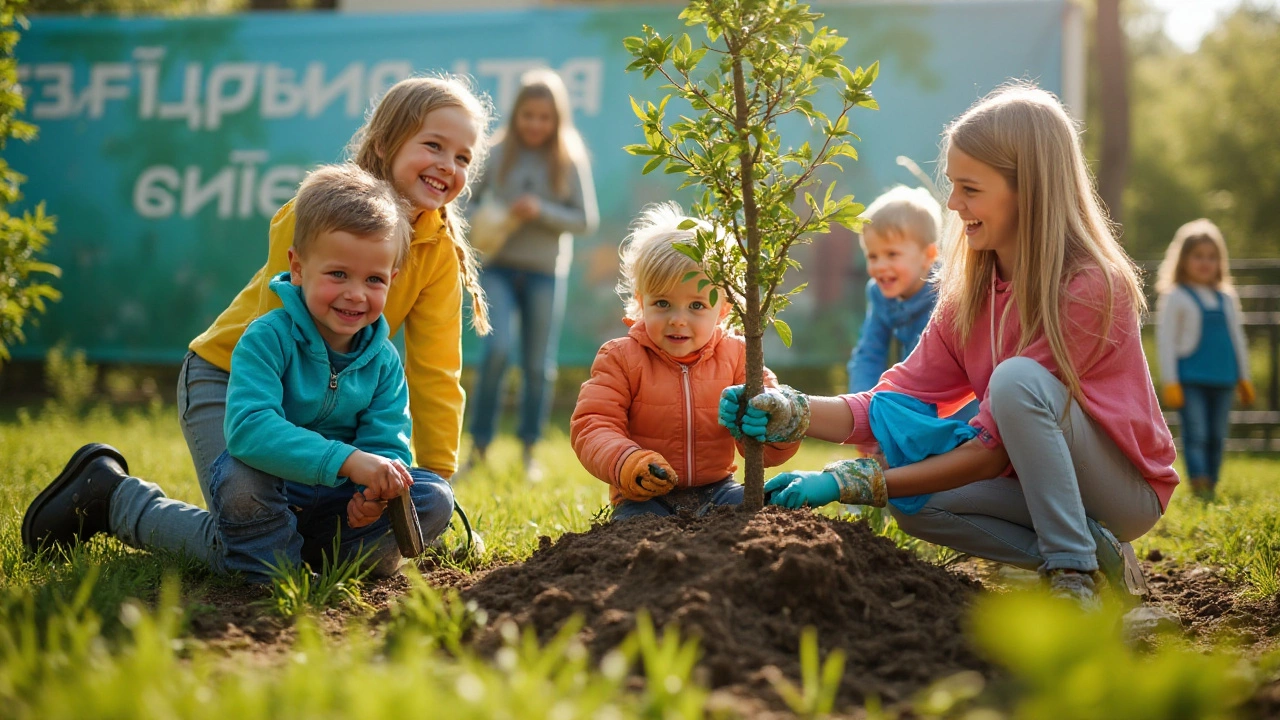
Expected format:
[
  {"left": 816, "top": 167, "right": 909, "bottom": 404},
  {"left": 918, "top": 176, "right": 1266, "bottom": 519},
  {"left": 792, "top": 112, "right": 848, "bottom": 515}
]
[{"left": 570, "top": 202, "right": 801, "bottom": 520}]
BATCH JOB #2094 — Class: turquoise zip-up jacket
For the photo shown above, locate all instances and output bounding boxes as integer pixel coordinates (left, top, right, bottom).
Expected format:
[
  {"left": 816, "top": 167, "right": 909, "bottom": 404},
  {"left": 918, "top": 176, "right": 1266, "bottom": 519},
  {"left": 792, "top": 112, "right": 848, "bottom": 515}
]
[{"left": 223, "top": 272, "right": 413, "bottom": 486}]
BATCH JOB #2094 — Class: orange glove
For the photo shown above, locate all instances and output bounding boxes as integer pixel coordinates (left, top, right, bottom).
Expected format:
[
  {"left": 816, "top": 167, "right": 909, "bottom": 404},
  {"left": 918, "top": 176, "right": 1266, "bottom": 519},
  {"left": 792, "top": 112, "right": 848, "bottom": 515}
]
[
  {"left": 617, "top": 450, "right": 678, "bottom": 501},
  {"left": 1162, "top": 383, "right": 1184, "bottom": 410},
  {"left": 1238, "top": 379, "right": 1256, "bottom": 406}
]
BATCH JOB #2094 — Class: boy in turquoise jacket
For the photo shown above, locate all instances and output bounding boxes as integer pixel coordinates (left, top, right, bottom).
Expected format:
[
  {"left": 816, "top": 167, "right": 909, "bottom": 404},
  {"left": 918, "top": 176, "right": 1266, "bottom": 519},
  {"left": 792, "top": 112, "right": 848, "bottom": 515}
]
[
  {"left": 212, "top": 164, "right": 455, "bottom": 582},
  {"left": 21, "top": 165, "right": 456, "bottom": 584}
]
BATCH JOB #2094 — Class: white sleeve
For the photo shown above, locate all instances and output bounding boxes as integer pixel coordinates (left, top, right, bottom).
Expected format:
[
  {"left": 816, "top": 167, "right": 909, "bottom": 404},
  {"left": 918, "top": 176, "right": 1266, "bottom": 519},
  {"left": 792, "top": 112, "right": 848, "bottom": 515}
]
[
  {"left": 1155, "top": 290, "right": 1189, "bottom": 385},
  {"left": 1227, "top": 292, "right": 1252, "bottom": 382}
]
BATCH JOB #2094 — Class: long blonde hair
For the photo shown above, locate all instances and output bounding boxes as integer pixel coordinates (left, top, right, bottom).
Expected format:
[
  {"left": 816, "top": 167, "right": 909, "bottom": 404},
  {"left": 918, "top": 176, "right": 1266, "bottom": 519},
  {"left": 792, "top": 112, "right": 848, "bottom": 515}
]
[
  {"left": 936, "top": 83, "right": 1146, "bottom": 404},
  {"left": 348, "top": 75, "right": 495, "bottom": 334},
  {"left": 1155, "top": 218, "right": 1234, "bottom": 295},
  {"left": 491, "top": 68, "right": 585, "bottom": 201}
]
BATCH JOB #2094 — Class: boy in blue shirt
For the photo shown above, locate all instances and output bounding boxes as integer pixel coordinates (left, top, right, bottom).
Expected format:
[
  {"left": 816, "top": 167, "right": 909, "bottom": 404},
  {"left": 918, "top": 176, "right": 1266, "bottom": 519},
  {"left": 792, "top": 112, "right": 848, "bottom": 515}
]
[
  {"left": 847, "top": 186, "right": 942, "bottom": 394},
  {"left": 23, "top": 164, "right": 455, "bottom": 583},
  {"left": 846, "top": 186, "right": 977, "bottom": 424}
]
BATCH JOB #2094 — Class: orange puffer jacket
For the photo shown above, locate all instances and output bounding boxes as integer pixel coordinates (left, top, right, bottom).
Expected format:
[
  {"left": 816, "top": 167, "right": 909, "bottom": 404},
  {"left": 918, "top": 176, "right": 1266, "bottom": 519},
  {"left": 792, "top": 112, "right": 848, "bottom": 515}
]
[{"left": 571, "top": 319, "right": 801, "bottom": 505}]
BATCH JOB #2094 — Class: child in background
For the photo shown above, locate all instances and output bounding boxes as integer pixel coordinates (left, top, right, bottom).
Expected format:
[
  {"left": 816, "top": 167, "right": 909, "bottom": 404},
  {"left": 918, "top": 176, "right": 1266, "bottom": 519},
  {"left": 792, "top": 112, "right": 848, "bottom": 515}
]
[
  {"left": 25, "top": 165, "right": 457, "bottom": 582},
  {"left": 847, "top": 186, "right": 942, "bottom": 393},
  {"left": 466, "top": 69, "right": 600, "bottom": 482},
  {"left": 570, "top": 202, "right": 800, "bottom": 520},
  {"left": 1156, "top": 219, "right": 1254, "bottom": 499},
  {"left": 721, "top": 84, "right": 1176, "bottom": 610},
  {"left": 24, "top": 76, "right": 491, "bottom": 566}
]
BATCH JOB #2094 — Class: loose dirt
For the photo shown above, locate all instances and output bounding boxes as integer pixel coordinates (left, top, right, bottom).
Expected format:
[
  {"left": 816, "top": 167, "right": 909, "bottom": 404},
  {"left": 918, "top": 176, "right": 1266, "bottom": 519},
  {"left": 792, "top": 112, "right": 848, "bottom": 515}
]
[{"left": 455, "top": 506, "right": 987, "bottom": 709}]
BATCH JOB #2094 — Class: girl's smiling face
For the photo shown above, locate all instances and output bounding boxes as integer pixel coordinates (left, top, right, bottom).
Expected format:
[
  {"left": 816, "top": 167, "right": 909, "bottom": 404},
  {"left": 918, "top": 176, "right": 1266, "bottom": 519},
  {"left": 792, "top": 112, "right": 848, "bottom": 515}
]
[
  {"left": 945, "top": 146, "right": 1019, "bottom": 272},
  {"left": 388, "top": 105, "right": 479, "bottom": 215},
  {"left": 639, "top": 272, "right": 727, "bottom": 357}
]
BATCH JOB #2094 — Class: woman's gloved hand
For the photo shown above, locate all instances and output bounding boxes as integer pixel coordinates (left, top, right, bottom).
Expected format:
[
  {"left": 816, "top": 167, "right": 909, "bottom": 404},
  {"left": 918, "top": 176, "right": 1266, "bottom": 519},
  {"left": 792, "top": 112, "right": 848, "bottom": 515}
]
[
  {"left": 1161, "top": 383, "right": 1184, "bottom": 410},
  {"left": 1238, "top": 379, "right": 1256, "bottom": 406},
  {"left": 717, "top": 384, "right": 810, "bottom": 443},
  {"left": 764, "top": 458, "right": 887, "bottom": 509},
  {"left": 617, "top": 450, "right": 678, "bottom": 501}
]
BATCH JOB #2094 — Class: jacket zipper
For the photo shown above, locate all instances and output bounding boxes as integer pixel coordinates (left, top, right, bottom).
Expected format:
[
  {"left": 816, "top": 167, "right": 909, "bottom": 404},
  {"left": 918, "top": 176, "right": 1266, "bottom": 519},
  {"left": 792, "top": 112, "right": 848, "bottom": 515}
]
[{"left": 680, "top": 364, "right": 694, "bottom": 488}]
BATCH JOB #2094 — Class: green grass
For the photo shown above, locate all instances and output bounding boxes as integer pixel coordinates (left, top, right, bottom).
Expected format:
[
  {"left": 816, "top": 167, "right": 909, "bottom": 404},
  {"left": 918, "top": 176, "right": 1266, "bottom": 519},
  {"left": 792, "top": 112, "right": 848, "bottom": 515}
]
[{"left": 2, "top": 399, "right": 1280, "bottom": 718}]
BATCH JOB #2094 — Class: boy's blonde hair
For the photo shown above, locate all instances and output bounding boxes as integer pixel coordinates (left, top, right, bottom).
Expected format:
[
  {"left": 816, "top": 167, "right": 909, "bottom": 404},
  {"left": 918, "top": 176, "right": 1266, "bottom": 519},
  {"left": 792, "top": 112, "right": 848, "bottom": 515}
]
[
  {"left": 937, "top": 82, "right": 1146, "bottom": 405},
  {"left": 1155, "top": 218, "right": 1233, "bottom": 295},
  {"left": 348, "top": 75, "right": 496, "bottom": 333},
  {"left": 492, "top": 68, "right": 588, "bottom": 201},
  {"left": 861, "top": 185, "right": 941, "bottom": 248},
  {"left": 293, "top": 164, "right": 412, "bottom": 269},
  {"left": 617, "top": 202, "right": 720, "bottom": 321}
]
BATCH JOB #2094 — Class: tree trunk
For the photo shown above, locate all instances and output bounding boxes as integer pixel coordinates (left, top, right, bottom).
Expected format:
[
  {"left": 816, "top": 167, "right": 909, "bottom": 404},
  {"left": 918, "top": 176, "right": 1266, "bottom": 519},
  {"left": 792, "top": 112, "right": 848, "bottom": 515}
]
[
  {"left": 731, "top": 41, "right": 766, "bottom": 510},
  {"left": 1096, "top": 0, "right": 1129, "bottom": 224}
]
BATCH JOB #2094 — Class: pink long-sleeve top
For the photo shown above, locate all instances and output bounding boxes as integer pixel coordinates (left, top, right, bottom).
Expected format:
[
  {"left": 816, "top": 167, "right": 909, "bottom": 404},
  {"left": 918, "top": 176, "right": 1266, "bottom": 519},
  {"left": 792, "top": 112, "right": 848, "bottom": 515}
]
[{"left": 842, "top": 267, "right": 1179, "bottom": 510}]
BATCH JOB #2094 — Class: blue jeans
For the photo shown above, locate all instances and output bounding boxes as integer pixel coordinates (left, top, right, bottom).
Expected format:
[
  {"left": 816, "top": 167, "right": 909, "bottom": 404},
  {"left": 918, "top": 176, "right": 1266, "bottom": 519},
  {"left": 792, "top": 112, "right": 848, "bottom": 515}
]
[
  {"left": 889, "top": 357, "right": 1162, "bottom": 573},
  {"left": 1179, "top": 383, "right": 1234, "bottom": 484},
  {"left": 469, "top": 266, "right": 564, "bottom": 449},
  {"left": 612, "top": 477, "right": 744, "bottom": 521},
  {"left": 208, "top": 453, "right": 454, "bottom": 583},
  {"left": 177, "top": 351, "right": 230, "bottom": 508}
]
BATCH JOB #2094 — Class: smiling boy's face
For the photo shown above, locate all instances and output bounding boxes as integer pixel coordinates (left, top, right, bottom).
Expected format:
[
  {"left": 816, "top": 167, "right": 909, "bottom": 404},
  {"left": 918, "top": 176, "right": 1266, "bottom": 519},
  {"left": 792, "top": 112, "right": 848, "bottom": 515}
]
[
  {"left": 862, "top": 227, "right": 937, "bottom": 300},
  {"left": 638, "top": 272, "right": 728, "bottom": 357},
  {"left": 289, "top": 229, "right": 399, "bottom": 353}
]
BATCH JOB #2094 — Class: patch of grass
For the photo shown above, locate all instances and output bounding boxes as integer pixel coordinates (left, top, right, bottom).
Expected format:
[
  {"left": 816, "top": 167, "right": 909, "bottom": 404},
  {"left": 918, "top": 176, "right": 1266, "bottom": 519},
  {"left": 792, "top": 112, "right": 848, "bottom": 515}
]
[{"left": 1135, "top": 455, "right": 1280, "bottom": 596}]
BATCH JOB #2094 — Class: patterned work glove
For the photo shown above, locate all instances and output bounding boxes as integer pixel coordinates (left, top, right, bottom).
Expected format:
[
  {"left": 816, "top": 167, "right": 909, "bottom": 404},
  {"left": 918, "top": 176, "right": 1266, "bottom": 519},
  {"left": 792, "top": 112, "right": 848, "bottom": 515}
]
[
  {"left": 717, "top": 384, "right": 811, "bottom": 444},
  {"left": 1238, "top": 379, "right": 1256, "bottom": 406},
  {"left": 763, "top": 458, "right": 887, "bottom": 509},
  {"left": 1161, "top": 383, "right": 1184, "bottom": 410},
  {"left": 617, "top": 449, "right": 678, "bottom": 501}
]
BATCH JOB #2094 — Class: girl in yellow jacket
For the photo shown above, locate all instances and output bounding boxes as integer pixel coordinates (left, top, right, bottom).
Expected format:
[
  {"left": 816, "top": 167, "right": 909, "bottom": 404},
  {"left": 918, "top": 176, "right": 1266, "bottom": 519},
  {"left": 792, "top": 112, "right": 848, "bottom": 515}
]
[{"left": 32, "top": 76, "right": 493, "bottom": 546}]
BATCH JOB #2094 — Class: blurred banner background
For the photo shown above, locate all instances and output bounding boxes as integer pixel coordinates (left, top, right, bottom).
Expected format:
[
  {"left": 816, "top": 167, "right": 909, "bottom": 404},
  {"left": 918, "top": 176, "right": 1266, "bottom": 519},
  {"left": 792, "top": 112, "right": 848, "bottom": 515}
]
[{"left": 10, "top": 1, "right": 1075, "bottom": 367}]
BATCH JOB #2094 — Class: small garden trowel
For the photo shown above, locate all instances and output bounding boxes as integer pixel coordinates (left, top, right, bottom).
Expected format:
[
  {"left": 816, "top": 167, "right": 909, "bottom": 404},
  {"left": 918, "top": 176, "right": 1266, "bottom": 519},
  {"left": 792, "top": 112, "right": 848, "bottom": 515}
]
[{"left": 387, "top": 488, "right": 424, "bottom": 558}]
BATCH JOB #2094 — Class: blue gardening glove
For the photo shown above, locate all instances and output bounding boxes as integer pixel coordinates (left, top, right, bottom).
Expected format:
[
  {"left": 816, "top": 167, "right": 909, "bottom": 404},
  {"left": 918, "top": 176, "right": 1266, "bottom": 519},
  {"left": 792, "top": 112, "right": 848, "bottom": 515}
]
[
  {"left": 717, "top": 384, "right": 811, "bottom": 443},
  {"left": 765, "top": 458, "right": 887, "bottom": 509}
]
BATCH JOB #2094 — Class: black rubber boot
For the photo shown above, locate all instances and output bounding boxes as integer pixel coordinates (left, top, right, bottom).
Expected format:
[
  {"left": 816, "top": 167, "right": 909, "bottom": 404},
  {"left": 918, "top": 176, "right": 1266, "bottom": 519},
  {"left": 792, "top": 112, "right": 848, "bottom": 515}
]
[{"left": 22, "top": 443, "right": 130, "bottom": 552}]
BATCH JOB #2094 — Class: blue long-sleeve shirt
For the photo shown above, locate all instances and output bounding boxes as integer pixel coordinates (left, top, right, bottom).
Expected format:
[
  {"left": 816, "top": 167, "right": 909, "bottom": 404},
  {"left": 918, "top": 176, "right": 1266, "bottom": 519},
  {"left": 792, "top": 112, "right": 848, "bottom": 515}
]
[
  {"left": 222, "top": 273, "right": 413, "bottom": 486},
  {"left": 847, "top": 278, "right": 939, "bottom": 393}
]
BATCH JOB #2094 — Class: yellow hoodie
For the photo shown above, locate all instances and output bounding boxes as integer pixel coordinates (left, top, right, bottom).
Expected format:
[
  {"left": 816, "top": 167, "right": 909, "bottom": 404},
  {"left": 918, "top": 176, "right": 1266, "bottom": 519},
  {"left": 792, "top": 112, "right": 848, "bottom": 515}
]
[{"left": 189, "top": 201, "right": 465, "bottom": 477}]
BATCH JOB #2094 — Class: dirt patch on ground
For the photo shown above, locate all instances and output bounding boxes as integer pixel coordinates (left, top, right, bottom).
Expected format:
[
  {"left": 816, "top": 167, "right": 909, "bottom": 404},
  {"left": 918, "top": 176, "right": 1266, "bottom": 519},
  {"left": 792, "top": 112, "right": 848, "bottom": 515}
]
[
  {"left": 1142, "top": 554, "right": 1280, "bottom": 650},
  {"left": 456, "top": 506, "right": 987, "bottom": 709}
]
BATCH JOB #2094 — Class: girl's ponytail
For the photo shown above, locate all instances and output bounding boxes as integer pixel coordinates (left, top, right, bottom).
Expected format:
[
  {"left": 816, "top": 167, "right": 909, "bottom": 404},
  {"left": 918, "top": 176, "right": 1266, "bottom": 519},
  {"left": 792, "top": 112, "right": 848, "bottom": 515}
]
[{"left": 440, "top": 204, "right": 491, "bottom": 334}]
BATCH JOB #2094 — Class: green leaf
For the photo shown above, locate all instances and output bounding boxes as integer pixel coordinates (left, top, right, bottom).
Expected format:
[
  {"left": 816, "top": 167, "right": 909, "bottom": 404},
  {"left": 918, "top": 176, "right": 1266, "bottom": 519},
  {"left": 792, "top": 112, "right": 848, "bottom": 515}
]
[
  {"left": 683, "top": 271, "right": 701, "bottom": 283},
  {"left": 773, "top": 319, "right": 793, "bottom": 347},
  {"left": 677, "top": 219, "right": 699, "bottom": 231},
  {"left": 642, "top": 156, "right": 665, "bottom": 175},
  {"left": 709, "top": 288, "right": 719, "bottom": 308}
]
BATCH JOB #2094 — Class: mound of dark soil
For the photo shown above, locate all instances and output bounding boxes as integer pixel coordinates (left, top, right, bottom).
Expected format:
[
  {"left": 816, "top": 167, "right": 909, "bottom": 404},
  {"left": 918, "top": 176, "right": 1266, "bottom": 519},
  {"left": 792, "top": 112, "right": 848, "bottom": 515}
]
[{"left": 460, "top": 506, "right": 987, "bottom": 708}]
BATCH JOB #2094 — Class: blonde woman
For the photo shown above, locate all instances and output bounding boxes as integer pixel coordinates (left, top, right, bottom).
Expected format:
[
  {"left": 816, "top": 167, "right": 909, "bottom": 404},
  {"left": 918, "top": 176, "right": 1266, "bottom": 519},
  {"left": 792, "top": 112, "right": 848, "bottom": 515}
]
[
  {"left": 466, "top": 68, "right": 599, "bottom": 480},
  {"left": 720, "top": 83, "right": 1177, "bottom": 609}
]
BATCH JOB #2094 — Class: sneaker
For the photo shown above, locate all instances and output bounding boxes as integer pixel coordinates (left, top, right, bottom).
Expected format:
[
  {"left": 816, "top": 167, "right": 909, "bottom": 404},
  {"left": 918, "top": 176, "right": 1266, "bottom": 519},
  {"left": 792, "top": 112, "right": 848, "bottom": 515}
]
[
  {"left": 522, "top": 446, "right": 544, "bottom": 483},
  {"left": 1047, "top": 569, "right": 1102, "bottom": 612},
  {"left": 1088, "top": 519, "right": 1148, "bottom": 598}
]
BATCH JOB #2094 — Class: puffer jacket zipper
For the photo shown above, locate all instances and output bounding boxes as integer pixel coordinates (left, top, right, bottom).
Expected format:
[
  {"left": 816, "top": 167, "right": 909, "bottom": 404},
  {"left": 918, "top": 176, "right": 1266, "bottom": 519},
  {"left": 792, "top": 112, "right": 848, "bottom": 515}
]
[{"left": 680, "top": 364, "right": 694, "bottom": 488}]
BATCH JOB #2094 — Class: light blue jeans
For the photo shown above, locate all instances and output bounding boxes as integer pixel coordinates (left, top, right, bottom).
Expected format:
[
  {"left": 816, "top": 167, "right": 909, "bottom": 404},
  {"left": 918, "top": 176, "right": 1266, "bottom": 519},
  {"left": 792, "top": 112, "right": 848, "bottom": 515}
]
[
  {"left": 469, "top": 266, "right": 565, "bottom": 449},
  {"left": 1179, "top": 383, "right": 1234, "bottom": 484},
  {"left": 889, "top": 357, "right": 1163, "bottom": 573},
  {"left": 612, "top": 477, "right": 744, "bottom": 521},
  {"left": 105, "top": 351, "right": 229, "bottom": 565}
]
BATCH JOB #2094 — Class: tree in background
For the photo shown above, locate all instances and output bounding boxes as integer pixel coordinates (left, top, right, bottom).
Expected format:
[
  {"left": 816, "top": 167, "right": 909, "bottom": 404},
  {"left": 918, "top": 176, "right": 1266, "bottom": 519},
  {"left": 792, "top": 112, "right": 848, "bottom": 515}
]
[
  {"left": 625, "top": 0, "right": 876, "bottom": 509},
  {"left": 1094, "top": 0, "right": 1129, "bottom": 225},
  {"left": 1125, "top": 4, "right": 1280, "bottom": 260},
  {"left": 1, "top": 0, "right": 59, "bottom": 366}
]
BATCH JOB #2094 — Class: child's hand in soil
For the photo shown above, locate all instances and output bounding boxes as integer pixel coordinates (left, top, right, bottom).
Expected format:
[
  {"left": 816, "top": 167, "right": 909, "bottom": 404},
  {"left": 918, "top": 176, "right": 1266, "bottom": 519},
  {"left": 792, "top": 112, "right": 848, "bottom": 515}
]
[
  {"left": 618, "top": 450, "right": 678, "bottom": 501},
  {"left": 347, "top": 489, "right": 387, "bottom": 528},
  {"left": 765, "top": 458, "right": 886, "bottom": 509},
  {"left": 719, "top": 385, "right": 811, "bottom": 444},
  {"left": 341, "top": 450, "right": 413, "bottom": 501}
]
